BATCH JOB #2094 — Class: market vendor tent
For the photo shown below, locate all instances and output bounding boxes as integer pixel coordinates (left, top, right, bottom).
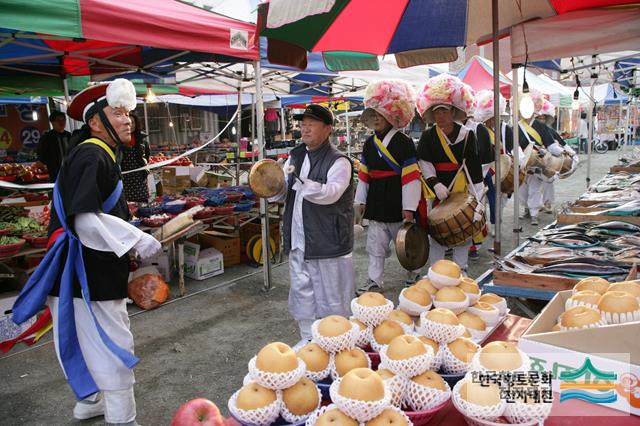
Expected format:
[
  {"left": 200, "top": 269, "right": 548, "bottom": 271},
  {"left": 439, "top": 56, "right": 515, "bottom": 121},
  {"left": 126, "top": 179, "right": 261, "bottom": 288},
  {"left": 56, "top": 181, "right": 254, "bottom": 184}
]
[{"left": 457, "top": 56, "right": 511, "bottom": 98}]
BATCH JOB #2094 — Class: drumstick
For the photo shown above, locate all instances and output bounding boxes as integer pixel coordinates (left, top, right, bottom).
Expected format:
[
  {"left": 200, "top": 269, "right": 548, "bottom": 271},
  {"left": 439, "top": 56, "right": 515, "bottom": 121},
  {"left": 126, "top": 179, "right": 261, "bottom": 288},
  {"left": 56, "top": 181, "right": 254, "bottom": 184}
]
[{"left": 285, "top": 165, "right": 304, "bottom": 185}]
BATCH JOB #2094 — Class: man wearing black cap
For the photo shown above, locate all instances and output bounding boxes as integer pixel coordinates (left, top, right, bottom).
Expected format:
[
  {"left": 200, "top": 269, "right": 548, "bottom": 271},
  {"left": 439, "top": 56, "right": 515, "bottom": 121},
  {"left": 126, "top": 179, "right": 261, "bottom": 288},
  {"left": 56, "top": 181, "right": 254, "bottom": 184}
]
[
  {"left": 12, "top": 79, "right": 160, "bottom": 426},
  {"left": 270, "top": 104, "right": 355, "bottom": 348}
]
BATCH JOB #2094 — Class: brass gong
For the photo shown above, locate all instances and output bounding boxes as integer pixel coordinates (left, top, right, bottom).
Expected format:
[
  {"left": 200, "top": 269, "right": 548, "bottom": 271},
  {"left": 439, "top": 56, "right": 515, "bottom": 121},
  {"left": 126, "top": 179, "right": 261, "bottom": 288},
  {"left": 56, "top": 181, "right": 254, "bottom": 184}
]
[
  {"left": 395, "top": 223, "right": 429, "bottom": 271},
  {"left": 249, "top": 159, "right": 285, "bottom": 198}
]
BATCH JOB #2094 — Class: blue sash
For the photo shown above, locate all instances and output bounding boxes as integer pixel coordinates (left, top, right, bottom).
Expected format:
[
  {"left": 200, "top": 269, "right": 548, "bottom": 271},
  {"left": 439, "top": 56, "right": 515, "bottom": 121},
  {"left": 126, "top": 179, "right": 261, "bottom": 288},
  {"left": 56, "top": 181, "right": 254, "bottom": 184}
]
[{"left": 12, "top": 179, "right": 138, "bottom": 400}]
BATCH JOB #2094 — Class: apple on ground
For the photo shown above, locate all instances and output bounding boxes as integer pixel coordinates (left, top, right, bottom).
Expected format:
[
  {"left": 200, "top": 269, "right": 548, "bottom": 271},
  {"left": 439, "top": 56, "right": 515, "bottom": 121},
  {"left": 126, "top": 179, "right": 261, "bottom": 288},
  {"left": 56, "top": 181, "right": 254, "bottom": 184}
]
[{"left": 171, "top": 398, "right": 224, "bottom": 426}]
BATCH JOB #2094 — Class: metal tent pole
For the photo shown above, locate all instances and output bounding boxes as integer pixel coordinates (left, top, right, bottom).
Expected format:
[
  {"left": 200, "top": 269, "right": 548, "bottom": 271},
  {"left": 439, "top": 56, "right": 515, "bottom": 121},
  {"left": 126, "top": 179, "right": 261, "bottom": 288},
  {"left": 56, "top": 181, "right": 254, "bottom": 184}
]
[
  {"left": 512, "top": 68, "right": 521, "bottom": 247},
  {"left": 491, "top": 0, "right": 502, "bottom": 255},
  {"left": 236, "top": 88, "right": 242, "bottom": 185},
  {"left": 345, "top": 101, "right": 351, "bottom": 158},
  {"left": 255, "top": 61, "right": 272, "bottom": 291}
]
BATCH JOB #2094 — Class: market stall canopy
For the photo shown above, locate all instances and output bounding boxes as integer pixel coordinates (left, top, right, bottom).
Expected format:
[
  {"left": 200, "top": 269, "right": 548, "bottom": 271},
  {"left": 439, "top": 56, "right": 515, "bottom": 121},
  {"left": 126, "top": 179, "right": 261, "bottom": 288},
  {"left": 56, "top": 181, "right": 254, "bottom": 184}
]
[
  {"left": 258, "top": 0, "right": 638, "bottom": 70},
  {"left": 511, "top": 7, "right": 640, "bottom": 64},
  {"left": 507, "top": 68, "right": 573, "bottom": 106},
  {"left": 614, "top": 57, "right": 640, "bottom": 95},
  {"left": 458, "top": 56, "right": 511, "bottom": 98},
  {"left": 0, "top": 0, "right": 258, "bottom": 59}
]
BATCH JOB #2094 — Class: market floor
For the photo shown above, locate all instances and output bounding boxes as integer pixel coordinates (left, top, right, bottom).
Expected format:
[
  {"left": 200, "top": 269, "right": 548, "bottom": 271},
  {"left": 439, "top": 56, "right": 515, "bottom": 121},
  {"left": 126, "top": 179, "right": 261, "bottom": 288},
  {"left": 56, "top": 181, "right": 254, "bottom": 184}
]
[{"left": 0, "top": 151, "right": 622, "bottom": 425}]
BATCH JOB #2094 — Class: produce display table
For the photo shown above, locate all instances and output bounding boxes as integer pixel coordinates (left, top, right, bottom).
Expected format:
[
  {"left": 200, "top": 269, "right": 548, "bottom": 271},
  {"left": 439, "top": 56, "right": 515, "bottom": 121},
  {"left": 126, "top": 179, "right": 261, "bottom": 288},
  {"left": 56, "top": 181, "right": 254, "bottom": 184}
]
[{"left": 426, "top": 315, "right": 640, "bottom": 425}]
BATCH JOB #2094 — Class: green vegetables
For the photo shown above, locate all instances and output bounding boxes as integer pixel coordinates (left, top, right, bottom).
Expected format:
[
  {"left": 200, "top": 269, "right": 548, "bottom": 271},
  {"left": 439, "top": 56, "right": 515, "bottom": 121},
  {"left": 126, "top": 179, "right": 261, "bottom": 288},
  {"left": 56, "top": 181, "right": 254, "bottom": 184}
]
[
  {"left": 9, "top": 217, "right": 43, "bottom": 234},
  {"left": 0, "top": 206, "right": 28, "bottom": 222},
  {"left": 0, "top": 236, "right": 21, "bottom": 245}
]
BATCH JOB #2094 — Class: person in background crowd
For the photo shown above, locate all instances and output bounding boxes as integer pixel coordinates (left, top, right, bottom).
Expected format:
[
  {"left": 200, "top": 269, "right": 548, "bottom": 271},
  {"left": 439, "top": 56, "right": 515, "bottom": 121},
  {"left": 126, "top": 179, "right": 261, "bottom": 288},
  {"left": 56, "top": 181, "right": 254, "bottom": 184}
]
[
  {"left": 37, "top": 110, "right": 71, "bottom": 182},
  {"left": 121, "top": 113, "right": 151, "bottom": 202}
]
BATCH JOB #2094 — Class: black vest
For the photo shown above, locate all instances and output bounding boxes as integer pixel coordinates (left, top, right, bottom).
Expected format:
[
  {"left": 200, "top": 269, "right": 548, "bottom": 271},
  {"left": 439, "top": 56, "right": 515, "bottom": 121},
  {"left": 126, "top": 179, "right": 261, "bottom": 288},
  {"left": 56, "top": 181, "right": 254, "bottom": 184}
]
[{"left": 283, "top": 141, "right": 354, "bottom": 259}]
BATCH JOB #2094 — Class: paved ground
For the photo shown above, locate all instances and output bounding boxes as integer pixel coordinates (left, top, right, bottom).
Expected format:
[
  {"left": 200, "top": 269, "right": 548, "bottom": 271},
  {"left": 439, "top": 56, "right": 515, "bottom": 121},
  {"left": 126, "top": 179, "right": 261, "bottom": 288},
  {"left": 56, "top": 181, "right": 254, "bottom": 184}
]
[{"left": 0, "top": 151, "right": 621, "bottom": 425}]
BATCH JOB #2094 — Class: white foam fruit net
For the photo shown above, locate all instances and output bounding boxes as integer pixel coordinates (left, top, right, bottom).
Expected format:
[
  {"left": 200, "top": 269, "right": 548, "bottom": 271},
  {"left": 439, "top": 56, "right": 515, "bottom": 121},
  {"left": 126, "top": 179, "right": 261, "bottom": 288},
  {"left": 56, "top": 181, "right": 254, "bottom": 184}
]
[
  {"left": 560, "top": 319, "right": 606, "bottom": 332},
  {"left": 248, "top": 356, "right": 306, "bottom": 390},
  {"left": 329, "top": 379, "right": 392, "bottom": 423},
  {"left": 304, "top": 353, "right": 334, "bottom": 382},
  {"left": 330, "top": 347, "right": 372, "bottom": 381},
  {"left": 465, "top": 292, "right": 480, "bottom": 306},
  {"left": 465, "top": 306, "right": 500, "bottom": 327},
  {"left": 404, "top": 377, "right": 452, "bottom": 412},
  {"left": 432, "top": 297, "right": 469, "bottom": 315},
  {"left": 439, "top": 341, "right": 478, "bottom": 375},
  {"left": 370, "top": 337, "right": 389, "bottom": 354},
  {"left": 504, "top": 399, "right": 553, "bottom": 424},
  {"left": 417, "top": 313, "right": 466, "bottom": 343},
  {"left": 469, "top": 349, "right": 532, "bottom": 374},
  {"left": 379, "top": 345, "right": 434, "bottom": 379},
  {"left": 351, "top": 298, "right": 394, "bottom": 327},
  {"left": 304, "top": 404, "right": 354, "bottom": 426},
  {"left": 349, "top": 317, "right": 373, "bottom": 349},
  {"left": 398, "top": 289, "right": 432, "bottom": 317},
  {"left": 382, "top": 374, "right": 408, "bottom": 407},
  {"left": 602, "top": 308, "right": 640, "bottom": 325},
  {"left": 468, "top": 327, "right": 489, "bottom": 343},
  {"left": 228, "top": 388, "right": 282, "bottom": 426},
  {"left": 451, "top": 379, "right": 506, "bottom": 422},
  {"left": 564, "top": 298, "right": 599, "bottom": 312},
  {"left": 312, "top": 320, "right": 359, "bottom": 354},
  {"left": 280, "top": 383, "right": 323, "bottom": 424},
  {"left": 427, "top": 268, "right": 461, "bottom": 289}
]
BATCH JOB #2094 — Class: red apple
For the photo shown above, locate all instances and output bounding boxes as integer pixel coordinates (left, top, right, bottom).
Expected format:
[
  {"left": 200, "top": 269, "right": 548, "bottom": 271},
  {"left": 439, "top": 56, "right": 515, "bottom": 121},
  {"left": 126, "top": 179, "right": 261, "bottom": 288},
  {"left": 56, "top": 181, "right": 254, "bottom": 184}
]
[{"left": 171, "top": 398, "right": 224, "bottom": 426}]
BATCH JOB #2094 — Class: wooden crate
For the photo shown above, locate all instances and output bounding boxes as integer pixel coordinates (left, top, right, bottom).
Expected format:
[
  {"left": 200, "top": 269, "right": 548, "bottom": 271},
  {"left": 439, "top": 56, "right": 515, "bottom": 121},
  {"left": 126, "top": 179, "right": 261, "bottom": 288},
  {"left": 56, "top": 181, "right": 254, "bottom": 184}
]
[{"left": 492, "top": 270, "right": 579, "bottom": 292}]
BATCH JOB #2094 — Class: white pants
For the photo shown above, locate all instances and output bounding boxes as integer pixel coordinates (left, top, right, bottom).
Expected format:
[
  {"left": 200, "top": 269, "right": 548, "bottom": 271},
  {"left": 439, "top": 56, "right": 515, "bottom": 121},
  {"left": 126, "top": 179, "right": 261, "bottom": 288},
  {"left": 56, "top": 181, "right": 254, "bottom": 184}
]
[
  {"left": 48, "top": 297, "right": 136, "bottom": 424},
  {"left": 542, "top": 179, "right": 555, "bottom": 206},
  {"left": 366, "top": 221, "right": 418, "bottom": 284},
  {"left": 519, "top": 173, "right": 544, "bottom": 217},
  {"left": 428, "top": 236, "right": 472, "bottom": 272},
  {"left": 288, "top": 249, "right": 355, "bottom": 336}
]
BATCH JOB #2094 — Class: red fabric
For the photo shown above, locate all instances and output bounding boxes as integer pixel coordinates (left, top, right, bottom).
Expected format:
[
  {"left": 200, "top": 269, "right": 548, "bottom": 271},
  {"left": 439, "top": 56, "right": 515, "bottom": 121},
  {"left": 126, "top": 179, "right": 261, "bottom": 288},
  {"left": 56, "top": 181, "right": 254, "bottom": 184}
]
[
  {"left": 357, "top": 170, "right": 370, "bottom": 183},
  {"left": 550, "top": 0, "right": 639, "bottom": 14},
  {"left": 369, "top": 169, "right": 398, "bottom": 179},
  {"left": 461, "top": 58, "right": 511, "bottom": 98},
  {"left": 434, "top": 162, "right": 460, "bottom": 172},
  {"left": 313, "top": 0, "right": 409, "bottom": 54},
  {"left": 79, "top": 0, "right": 258, "bottom": 59},
  {"left": 401, "top": 170, "right": 421, "bottom": 185},
  {"left": 47, "top": 227, "right": 65, "bottom": 250},
  {"left": 417, "top": 196, "right": 428, "bottom": 229},
  {"left": 0, "top": 308, "right": 52, "bottom": 353},
  {"left": 42, "top": 39, "right": 142, "bottom": 76}
]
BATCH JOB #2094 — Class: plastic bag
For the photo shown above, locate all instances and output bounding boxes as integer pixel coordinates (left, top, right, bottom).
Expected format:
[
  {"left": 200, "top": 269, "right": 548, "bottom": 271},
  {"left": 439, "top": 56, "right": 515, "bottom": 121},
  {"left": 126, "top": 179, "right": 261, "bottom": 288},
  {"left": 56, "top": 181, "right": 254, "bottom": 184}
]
[{"left": 128, "top": 273, "right": 170, "bottom": 310}]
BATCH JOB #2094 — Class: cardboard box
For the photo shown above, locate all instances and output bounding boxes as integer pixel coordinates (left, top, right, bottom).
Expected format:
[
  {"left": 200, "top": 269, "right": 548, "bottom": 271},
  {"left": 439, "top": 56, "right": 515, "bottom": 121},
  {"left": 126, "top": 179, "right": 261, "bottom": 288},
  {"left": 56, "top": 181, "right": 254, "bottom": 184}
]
[
  {"left": 519, "top": 290, "right": 640, "bottom": 416},
  {"left": 140, "top": 246, "right": 174, "bottom": 282},
  {"left": 206, "top": 172, "right": 233, "bottom": 188},
  {"left": 188, "top": 230, "right": 240, "bottom": 268},
  {"left": 0, "top": 292, "right": 37, "bottom": 343},
  {"left": 183, "top": 242, "right": 224, "bottom": 280},
  {"left": 161, "top": 166, "right": 191, "bottom": 194}
]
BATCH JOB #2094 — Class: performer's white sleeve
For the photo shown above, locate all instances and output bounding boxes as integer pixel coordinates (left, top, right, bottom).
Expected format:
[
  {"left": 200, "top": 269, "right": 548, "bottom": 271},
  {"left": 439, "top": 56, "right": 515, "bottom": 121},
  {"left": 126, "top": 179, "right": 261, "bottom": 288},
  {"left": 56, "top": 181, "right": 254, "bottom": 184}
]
[
  {"left": 469, "top": 182, "right": 486, "bottom": 203},
  {"left": 301, "top": 158, "right": 352, "bottom": 205},
  {"left": 402, "top": 179, "right": 421, "bottom": 211},
  {"left": 548, "top": 141, "right": 564, "bottom": 157},
  {"left": 418, "top": 160, "right": 437, "bottom": 179},
  {"left": 75, "top": 213, "right": 146, "bottom": 258},
  {"left": 564, "top": 144, "right": 577, "bottom": 156},
  {"left": 268, "top": 158, "right": 291, "bottom": 203},
  {"left": 354, "top": 179, "right": 368, "bottom": 205}
]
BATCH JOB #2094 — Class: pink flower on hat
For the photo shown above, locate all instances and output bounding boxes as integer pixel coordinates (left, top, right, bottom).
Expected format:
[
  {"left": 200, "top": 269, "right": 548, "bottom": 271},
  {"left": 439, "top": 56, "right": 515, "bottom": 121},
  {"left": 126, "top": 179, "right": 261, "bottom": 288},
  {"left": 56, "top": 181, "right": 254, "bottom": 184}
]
[
  {"left": 363, "top": 79, "right": 416, "bottom": 128},
  {"left": 540, "top": 99, "right": 556, "bottom": 117},
  {"left": 416, "top": 74, "right": 467, "bottom": 123},
  {"left": 473, "top": 89, "right": 506, "bottom": 123}
]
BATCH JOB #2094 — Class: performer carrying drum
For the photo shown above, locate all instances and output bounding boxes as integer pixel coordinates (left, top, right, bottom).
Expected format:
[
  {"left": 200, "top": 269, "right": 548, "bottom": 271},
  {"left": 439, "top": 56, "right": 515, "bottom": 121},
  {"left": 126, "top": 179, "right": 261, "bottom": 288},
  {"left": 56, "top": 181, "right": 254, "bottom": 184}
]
[
  {"left": 459, "top": 83, "right": 491, "bottom": 259},
  {"left": 537, "top": 99, "right": 579, "bottom": 213},
  {"left": 415, "top": 74, "right": 485, "bottom": 273},
  {"left": 517, "top": 90, "right": 559, "bottom": 226},
  {"left": 473, "top": 89, "right": 513, "bottom": 240},
  {"left": 354, "top": 80, "right": 422, "bottom": 294}
]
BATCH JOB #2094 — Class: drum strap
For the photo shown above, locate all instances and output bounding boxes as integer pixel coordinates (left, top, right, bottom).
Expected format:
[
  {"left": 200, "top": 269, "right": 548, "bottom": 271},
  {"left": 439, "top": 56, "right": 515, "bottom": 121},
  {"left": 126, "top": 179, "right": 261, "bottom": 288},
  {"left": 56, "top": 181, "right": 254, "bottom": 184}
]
[
  {"left": 519, "top": 120, "right": 543, "bottom": 146},
  {"left": 436, "top": 126, "right": 467, "bottom": 194}
]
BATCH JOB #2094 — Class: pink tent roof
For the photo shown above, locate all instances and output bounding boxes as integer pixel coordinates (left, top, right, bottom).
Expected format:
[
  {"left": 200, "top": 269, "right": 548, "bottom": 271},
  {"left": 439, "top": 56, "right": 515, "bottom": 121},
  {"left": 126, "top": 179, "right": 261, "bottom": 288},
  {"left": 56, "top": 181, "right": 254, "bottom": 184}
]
[{"left": 459, "top": 56, "right": 511, "bottom": 98}]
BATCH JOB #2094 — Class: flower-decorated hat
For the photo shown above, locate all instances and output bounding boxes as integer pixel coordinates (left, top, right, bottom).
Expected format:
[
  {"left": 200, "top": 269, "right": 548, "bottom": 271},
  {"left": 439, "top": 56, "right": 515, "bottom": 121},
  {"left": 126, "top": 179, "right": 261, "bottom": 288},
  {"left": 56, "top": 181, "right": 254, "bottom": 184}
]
[
  {"left": 473, "top": 89, "right": 506, "bottom": 123},
  {"left": 68, "top": 78, "right": 137, "bottom": 123},
  {"left": 529, "top": 88, "right": 545, "bottom": 117},
  {"left": 460, "top": 82, "right": 477, "bottom": 117},
  {"left": 539, "top": 99, "right": 556, "bottom": 117},
  {"left": 416, "top": 74, "right": 467, "bottom": 123},
  {"left": 361, "top": 79, "right": 417, "bottom": 129}
]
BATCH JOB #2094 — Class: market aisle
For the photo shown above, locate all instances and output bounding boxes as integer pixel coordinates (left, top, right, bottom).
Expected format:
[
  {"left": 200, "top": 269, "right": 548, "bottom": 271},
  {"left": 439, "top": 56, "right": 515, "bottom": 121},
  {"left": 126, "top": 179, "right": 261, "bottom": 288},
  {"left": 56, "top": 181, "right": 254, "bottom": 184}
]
[{"left": 0, "top": 151, "right": 622, "bottom": 425}]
